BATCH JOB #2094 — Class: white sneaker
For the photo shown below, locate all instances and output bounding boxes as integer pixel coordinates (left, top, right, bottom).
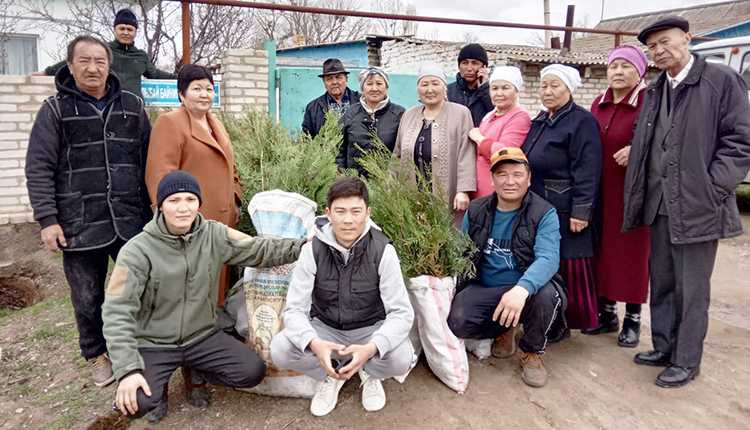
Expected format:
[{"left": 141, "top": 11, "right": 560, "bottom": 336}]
[
  {"left": 310, "top": 376, "right": 345, "bottom": 417},
  {"left": 359, "top": 369, "right": 386, "bottom": 412},
  {"left": 464, "top": 338, "right": 493, "bottom": 360}
]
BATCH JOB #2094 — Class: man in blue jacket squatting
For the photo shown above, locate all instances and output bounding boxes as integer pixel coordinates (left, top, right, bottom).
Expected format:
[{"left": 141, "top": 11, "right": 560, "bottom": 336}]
[
  {"left": 271, "top": 176, "right": 414, "bottom": 417},
  {"left": 447, "top": 147, "right": 564, "bottom": 388}
]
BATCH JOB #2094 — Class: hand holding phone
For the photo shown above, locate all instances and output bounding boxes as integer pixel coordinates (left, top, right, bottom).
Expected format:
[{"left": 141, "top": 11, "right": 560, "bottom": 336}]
[
  {"left": 477, "top": 67, "right": 489, "bottom": 86},
  {"left": 334, "top": 355, "right": 353, "bottom": 373}
]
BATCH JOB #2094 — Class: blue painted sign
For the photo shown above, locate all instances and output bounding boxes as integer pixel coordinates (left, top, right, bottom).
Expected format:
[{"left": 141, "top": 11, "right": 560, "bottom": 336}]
[{"left": 141, "top": 79, "right": 220, "bottom": 107}]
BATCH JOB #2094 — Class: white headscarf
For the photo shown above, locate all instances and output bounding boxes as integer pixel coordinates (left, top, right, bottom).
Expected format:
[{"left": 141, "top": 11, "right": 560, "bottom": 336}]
[
  {"left": 489, "top": 66, "right": 523, "bottom": 90},
  {"left": 540, "top": 64, "right": 582, "bottom": 94}
]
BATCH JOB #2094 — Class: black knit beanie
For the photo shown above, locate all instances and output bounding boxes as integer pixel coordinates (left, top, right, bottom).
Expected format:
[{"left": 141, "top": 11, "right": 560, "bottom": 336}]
[
  {"left": 114, "top": 9, "right": 138, "bottom": 29},
  {"left": 457, "top": 43, "right": 488, "bottom": 66},
  {"left": 156, "top": 171, "right": 202, "bottom": 208}
]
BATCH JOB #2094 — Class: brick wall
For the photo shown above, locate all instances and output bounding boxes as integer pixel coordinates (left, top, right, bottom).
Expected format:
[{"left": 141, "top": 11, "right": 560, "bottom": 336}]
[
  {"left": 219, "top": 49, "right": 269, "bottom": 115},
  {"left": 0, "top": 49, "right": 269, "bottom": 225},
  {"left": 0, "top": 75, "right": 57, "bottom": 225}
]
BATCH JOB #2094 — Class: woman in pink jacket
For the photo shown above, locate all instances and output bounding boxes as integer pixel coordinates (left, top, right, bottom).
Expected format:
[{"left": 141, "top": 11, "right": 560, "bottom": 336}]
[{"left": 469, "top": 66, "right": 532, "bottom": 198}]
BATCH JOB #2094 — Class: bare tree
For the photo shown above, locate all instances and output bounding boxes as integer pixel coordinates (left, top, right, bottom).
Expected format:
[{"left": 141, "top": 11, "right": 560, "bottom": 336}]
[
  {"left": 454, "top": 30, "right": 479, "bottom": 44},
  {"left": 370, "top": 0, "right": 418, "bottom": 37},
  {"left": 253, "top": 0, "right": 370, "bottom": 48},
  {"left": 19, "top": 0, "right": 258, "bottom": 71},
  {"left": 419, "top": 25, "right": 441, "bottom": 41},
  {"left": 0, "top": 0, "right": 25, "bottom": 73}
]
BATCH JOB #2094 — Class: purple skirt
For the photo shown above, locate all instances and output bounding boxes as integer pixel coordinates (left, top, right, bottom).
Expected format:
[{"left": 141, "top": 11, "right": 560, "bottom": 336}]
[{"left": 559, "top": 258, "right": 599, "bottom": 330}]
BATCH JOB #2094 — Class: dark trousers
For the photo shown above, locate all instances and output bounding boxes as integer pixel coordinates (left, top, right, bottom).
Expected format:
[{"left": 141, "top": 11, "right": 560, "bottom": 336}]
[
  {"left": 447, "top": 281, "right": 562, "bottom": 354},
  {"left": 126, "top": 329, "right": 266, "bottom": 420},
  {"left": 649, "top": 215, "right": 718, "bottom": 368},
  {"left": 62, "top": 239, "right": 126, "bottom": 359}
]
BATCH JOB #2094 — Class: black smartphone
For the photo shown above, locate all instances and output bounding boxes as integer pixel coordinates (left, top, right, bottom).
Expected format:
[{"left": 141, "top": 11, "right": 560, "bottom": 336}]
[{"left": 335, "top": 355, "right": 353, "bottom": 373}]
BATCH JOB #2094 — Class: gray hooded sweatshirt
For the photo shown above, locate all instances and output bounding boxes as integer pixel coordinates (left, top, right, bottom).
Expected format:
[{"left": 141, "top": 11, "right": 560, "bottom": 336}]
[{"left": 281, "top": 216, "right": 414, "bottom": 357}]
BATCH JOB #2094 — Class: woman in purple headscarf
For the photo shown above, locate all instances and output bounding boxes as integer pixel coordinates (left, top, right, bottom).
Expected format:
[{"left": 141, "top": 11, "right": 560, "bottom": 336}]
[{"left": 585, "top": 46, "right": 651, "bottom": 347}]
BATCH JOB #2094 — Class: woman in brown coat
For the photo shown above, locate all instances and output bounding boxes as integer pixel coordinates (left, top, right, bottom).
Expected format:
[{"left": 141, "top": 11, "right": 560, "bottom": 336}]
[
  {"left": 146, "top": 65, "right": 242, "bottom": 239},
  {"left": 394, "top": 62, "right": 476, "bottom": 227},
  {"left": 145, "top": 64, "right": 242, "bottom": 411}
]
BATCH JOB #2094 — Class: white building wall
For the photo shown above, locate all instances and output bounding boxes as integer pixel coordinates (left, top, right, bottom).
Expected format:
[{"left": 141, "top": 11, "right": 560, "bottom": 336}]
[{"left": 5, "top": 1, "right": 75, "bottom": 71}]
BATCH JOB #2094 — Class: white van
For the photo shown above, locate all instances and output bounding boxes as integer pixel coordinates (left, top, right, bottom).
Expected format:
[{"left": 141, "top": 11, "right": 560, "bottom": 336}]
[{"left": 691, "top": 36, "right": 750, "bottom": 183}]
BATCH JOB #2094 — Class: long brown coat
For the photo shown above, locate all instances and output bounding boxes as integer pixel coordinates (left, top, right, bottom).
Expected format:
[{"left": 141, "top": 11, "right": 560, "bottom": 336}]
[
  {"left": 146, "top": 106, "right": 242, "bottom": 306},
  {"left": 394, "top": 102, "right": 476, "bottom": 227}
]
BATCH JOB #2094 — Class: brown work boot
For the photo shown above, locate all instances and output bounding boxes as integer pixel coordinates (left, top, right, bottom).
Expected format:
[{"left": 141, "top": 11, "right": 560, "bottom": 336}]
[
  {"left": 88, "top": 352, "right": 115, "bottom": 387},
  {"left": 520, "top": 351, "right": 547, "bottom": 387},
  {"left": 491, "top": 326, "right": 518, "bottom": 359}
]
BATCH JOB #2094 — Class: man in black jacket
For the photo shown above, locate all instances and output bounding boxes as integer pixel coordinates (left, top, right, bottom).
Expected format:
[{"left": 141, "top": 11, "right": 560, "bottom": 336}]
[
  {"left": 302, "top": 58, "right": 360, "bottom": 137},
  {"left": 447, "top": 43, "right": 494, "bottom": 127},
  {"left": 25, "top": 35, "right": 152, "bottom": 389},
  {"left": 447, "top": 148, "right": 564, "bottom": 388},
  {"left": 623, "top": 17, "right": 750, "bottom": 388},
  {"left": 31, "top": 9, "right": 176, "bottom": 100}
]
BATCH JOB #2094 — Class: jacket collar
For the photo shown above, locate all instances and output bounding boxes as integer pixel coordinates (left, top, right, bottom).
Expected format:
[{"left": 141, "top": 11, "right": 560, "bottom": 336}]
[
  {"left": 55, "top": 65, "right": 122, "bottom": 100},
  {"left": 145, "top": 210, "right": 206, "bottom": 243},
  {"left": 110, "top": 39, "right": 136, "bottom": 52},
  {"left": 454, "top": 73, "right": 479, "bottom": 92},
  {"left": 598, "top": 79, "right": 647, "bottom": 109},
  {"left": 532, "top": 98, "right": 576, "bottom": 127},
  {"left": 648, "top": 53, "right": 706, "bottom": 93},
  {"left": 360, "top": 96, "right": 390, "bottom": 115},
  {"left": 313, "top": 215, "right": 379, "bottom": 253},
  {"left": 179, "top": 106, "right": 228, "bottom": 159},
  {"left": 485, "top": 191, "right": 531, "bottom": 214},
  {"left": 680, "top": 53, "right": 706, "bottom": 87}
]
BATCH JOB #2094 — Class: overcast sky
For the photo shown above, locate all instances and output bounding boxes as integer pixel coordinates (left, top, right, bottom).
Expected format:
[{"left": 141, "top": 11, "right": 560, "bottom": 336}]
[{"left": 379, "top": 0, "right": 728, "bottom": 45}]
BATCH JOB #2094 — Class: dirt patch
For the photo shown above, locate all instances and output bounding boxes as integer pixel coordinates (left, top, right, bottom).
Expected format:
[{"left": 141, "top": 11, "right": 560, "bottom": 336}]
[
  {"left": 1, "top": 218, "right": 749, "bottom": 429},
  {"left": 0, "top": 224, "right": 67, "bottom": 310}
]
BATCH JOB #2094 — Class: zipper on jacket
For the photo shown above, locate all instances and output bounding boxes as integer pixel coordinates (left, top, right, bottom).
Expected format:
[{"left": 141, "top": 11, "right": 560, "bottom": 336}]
[
  {"left": 151, "top": 280, "right": 159, "bottom": 310},
  {"left": 178, "top": 240, "right": 190, "bottom": 344}
]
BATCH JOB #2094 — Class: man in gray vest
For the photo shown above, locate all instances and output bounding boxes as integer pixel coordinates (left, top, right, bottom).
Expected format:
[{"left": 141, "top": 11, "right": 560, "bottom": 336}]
[
  {"left": 623, "top": 16, "right": 750, "bottom": 388},
  {"left": 270, "top": 177, "right": 414, "bottom": 416}
]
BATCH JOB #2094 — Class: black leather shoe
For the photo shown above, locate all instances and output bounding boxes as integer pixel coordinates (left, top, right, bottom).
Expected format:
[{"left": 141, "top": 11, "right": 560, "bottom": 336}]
[
  {"left": 183, "top": 367, "right": 211, "bottom": 408},
  {"left": 581, "top": 314, "right": 619, "bottom": 335},
  {"left": 146, "top": 383, "right": 169, "bottom": 424},
  {"left": 546, "top": 326, "right": 570, "bottom": 344},
  {"left": 633, "top": 350, "right": 671, "bottom": 367},
  {"left": 618, "top": 318, "right": 640, "bottom": 348},
  {"left": 656, "top": 365, "right": 700, "bottom": 388}
]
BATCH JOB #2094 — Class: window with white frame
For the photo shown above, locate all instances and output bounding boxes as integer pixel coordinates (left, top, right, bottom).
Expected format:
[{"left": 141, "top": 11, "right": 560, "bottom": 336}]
[{"left": 0, "top": 34, "right": 38, "bottom": 75}]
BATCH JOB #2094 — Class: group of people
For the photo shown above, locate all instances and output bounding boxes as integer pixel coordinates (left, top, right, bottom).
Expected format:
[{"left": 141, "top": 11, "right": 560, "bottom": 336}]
[
  {"left": 301, "top": 14, "right": 750, "bottom": 395},
  {"left": 22, "top": 9, "right": 750, "bottom": 424}
]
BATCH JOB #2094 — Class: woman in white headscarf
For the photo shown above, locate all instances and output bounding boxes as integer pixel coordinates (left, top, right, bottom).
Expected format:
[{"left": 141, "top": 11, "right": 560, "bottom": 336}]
[
  {"left": 520, "top": 63, "right": 603, "bottom": 341},
  {"left": 394, "top": 62, "right": 476, "bottom": 227},
  {"left": 469, "top": 65, "right": 532, "bottom": 198},
  {"left": 338, "top": 67, "right": 405, "bottom": 176}
]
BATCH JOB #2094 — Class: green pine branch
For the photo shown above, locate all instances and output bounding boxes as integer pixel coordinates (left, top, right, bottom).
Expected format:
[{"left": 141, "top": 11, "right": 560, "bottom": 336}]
[{"left": 223, "top": 109, "right": 476, "bottom": 279}]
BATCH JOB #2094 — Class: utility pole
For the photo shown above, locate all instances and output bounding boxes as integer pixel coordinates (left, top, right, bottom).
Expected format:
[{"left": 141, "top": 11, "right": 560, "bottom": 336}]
[
  {"left": 601, "top": 0, "right": 605, "bottom": 21},
  {"left": 544, "top": 0, "right": 551, "bottom": 48}
]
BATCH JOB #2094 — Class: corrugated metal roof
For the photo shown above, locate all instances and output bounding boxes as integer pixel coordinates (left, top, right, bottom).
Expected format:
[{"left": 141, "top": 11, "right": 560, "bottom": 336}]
[
  {"left": 594, "top": 0, "right": 750, "bottom": 33},
  {"left": 573, "top": 1, "right": 750, "bottom": 56},
  {"left": 384, "top": 36, "right": 609, "bottom": 65}
]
